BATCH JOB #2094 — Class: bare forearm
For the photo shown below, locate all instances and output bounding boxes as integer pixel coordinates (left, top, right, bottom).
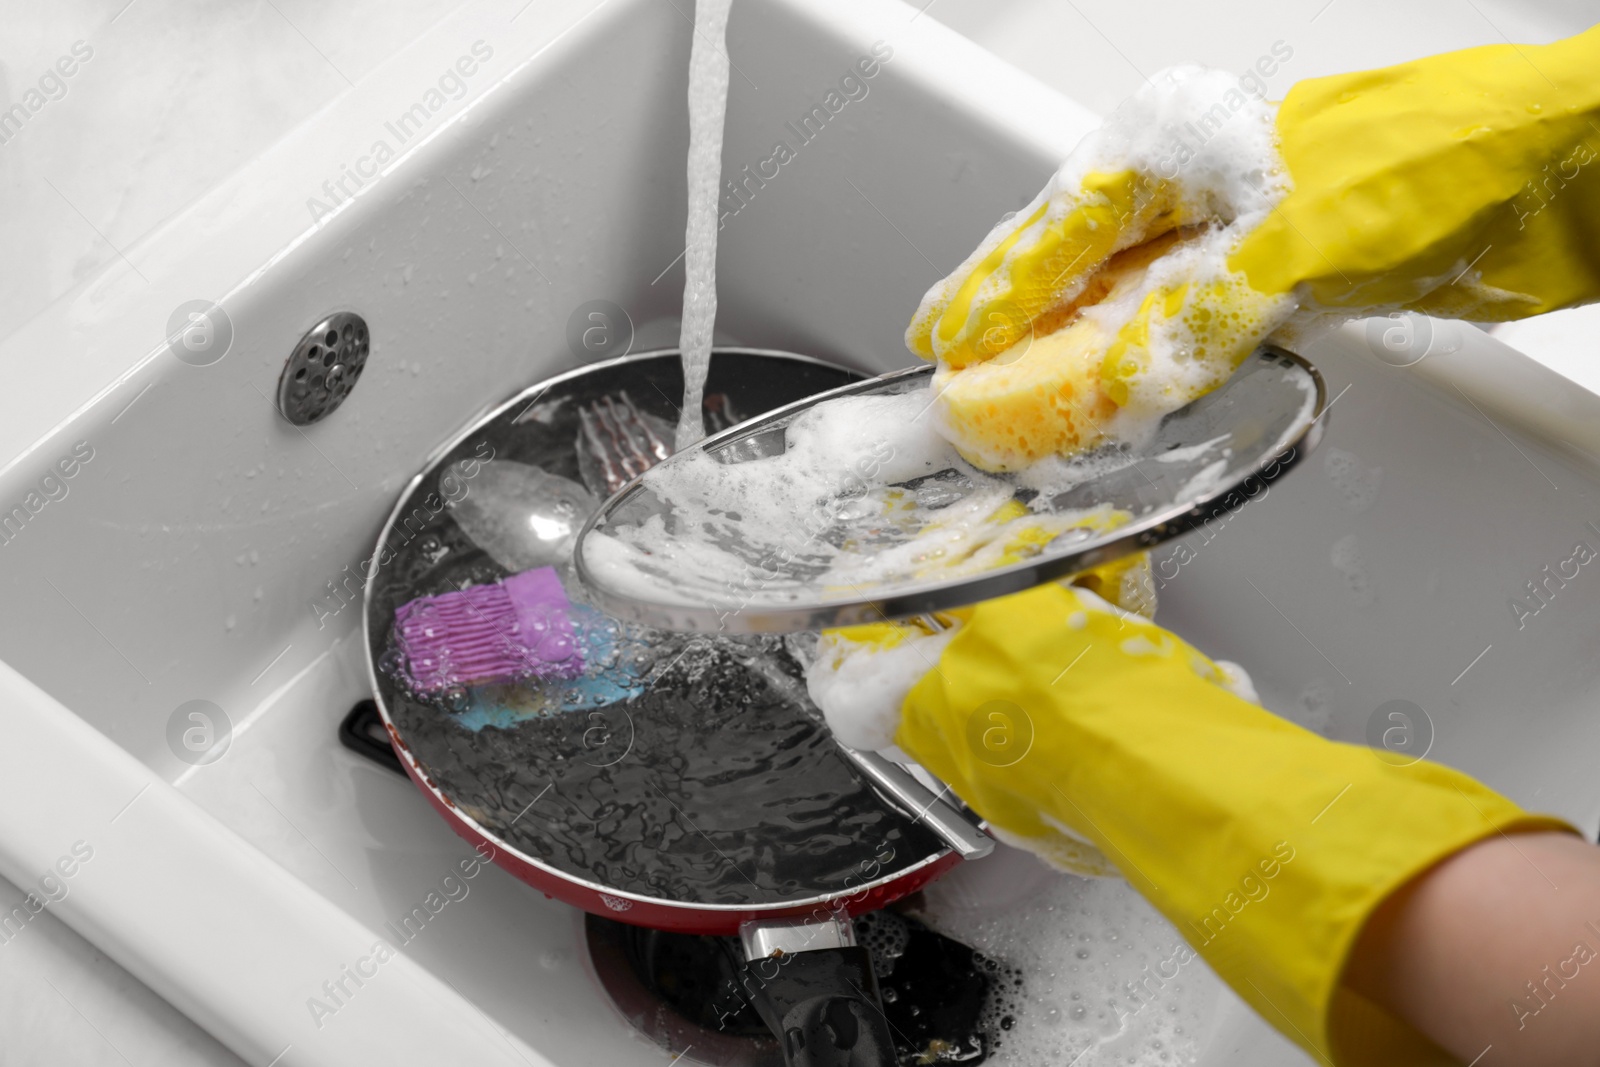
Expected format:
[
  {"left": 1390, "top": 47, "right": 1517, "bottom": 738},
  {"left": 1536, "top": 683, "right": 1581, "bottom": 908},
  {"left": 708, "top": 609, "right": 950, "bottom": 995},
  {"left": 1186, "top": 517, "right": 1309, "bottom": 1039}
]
[{"left": 1345, "top": 832, "right": 1600, "bottom": 1066}]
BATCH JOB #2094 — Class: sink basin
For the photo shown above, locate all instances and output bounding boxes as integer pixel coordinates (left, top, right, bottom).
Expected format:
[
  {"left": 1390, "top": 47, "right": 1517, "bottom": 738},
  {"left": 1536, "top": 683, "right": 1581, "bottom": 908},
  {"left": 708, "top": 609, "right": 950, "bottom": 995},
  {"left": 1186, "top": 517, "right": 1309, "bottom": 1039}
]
[{"left": 2, "top": 0, "right": 1598, "bottom": 1064}]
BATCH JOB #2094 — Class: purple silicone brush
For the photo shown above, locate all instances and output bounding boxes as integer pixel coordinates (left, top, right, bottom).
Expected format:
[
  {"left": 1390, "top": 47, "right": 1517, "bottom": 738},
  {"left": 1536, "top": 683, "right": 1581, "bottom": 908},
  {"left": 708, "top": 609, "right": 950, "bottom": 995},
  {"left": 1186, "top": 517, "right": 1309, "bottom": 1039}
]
[{"left": 394, "top": 566, "right": 584, "bottom": 693}]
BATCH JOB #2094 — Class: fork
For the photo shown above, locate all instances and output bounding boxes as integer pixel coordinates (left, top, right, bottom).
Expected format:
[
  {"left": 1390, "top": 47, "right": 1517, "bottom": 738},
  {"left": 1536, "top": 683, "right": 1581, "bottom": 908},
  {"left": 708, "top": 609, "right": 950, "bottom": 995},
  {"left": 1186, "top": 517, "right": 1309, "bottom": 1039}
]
[
  {"left": 577, "top": 392, "right": 672, "bottom": 495},
  {"left": 578, "top": 391, "right": 749, "bottom": 494}
]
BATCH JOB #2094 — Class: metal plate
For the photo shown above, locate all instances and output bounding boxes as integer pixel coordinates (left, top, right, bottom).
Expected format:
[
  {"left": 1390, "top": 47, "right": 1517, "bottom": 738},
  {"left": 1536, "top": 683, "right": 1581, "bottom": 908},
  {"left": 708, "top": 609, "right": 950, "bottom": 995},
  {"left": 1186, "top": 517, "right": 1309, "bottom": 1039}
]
[{"left": 576, "top": 346, "right": 1326, "bottom": 633}]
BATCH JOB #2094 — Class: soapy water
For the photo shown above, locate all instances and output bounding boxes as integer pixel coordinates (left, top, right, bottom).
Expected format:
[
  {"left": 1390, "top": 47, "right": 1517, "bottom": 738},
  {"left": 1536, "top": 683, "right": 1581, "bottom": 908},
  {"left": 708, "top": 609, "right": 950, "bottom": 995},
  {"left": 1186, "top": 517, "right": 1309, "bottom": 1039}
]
[
  {"left": 586, "top": 387, "right": 1147, "bottom": 610},
  {"left": 579, "top": 361, "right": 1318, "bottom": 615},
  {"left": 914, "top": 843, "right": 1225, "bottom": 1066},
  {"left": 675, "top": 0, "right": 734, "bottom": 451},
  {"left": 852, "top": 908, "right": 1022, "bottom": 1062}
]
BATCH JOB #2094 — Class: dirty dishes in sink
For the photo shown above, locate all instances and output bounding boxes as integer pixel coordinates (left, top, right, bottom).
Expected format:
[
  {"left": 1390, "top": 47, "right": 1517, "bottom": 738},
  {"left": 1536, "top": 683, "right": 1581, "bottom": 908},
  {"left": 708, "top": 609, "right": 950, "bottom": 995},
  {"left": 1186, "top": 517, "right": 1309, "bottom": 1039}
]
[{"left": 362, "top": 349, "right": 975, "bottom": 928}]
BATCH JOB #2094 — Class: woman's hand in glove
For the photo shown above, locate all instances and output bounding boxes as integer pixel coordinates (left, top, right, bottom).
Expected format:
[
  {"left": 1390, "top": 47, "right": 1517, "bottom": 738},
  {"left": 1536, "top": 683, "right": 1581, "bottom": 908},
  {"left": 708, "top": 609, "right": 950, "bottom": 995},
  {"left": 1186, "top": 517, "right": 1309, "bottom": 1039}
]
[{"left": 807, "top": 581, "right": 1572, "bottom": 1066}]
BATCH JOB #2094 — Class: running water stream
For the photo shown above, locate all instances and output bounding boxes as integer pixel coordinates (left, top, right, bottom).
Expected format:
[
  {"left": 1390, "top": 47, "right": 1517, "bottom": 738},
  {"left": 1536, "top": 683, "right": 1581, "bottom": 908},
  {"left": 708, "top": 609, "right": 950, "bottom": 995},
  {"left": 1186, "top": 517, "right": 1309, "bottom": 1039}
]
[{"left": 674, "top": 0, "right": 735, "bottom": 450}]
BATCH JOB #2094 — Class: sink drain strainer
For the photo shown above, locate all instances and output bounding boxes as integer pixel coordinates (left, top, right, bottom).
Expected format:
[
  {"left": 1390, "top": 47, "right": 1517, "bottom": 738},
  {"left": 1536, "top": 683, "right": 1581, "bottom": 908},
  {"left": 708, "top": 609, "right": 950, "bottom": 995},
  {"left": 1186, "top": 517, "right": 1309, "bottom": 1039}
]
[{"left": 277, "top": 311, "right": 370, "bottom": 425}]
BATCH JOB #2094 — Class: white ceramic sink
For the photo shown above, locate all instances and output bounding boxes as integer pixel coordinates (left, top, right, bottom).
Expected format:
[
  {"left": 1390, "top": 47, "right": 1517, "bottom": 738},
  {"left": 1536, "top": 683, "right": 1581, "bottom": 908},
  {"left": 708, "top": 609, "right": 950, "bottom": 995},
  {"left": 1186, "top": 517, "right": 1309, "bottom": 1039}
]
[{"left": 2, "top": 0, "right": 1599, "bottom": 1065}]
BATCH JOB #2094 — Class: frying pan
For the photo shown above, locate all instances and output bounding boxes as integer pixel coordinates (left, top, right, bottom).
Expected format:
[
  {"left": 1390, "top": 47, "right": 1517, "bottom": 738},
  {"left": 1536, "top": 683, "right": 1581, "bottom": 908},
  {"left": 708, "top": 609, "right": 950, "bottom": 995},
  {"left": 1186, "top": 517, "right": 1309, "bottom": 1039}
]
[{"left": 362, "top": 349, "right": 992, "bottom": 1065}]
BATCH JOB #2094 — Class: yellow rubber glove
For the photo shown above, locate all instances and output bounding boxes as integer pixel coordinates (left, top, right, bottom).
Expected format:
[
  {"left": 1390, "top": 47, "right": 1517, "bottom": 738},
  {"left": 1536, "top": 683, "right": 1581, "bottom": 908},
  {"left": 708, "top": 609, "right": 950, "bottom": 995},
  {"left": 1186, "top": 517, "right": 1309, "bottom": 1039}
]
[
  {"left": 882, "top": 584, "right": 1574, "bottom": 1066},
  {"left": 909, "top": 25, "right": 1600, "bottom": 471},
  {"left": 807, "top": 553, "right": 1157, "bottom": 754}
]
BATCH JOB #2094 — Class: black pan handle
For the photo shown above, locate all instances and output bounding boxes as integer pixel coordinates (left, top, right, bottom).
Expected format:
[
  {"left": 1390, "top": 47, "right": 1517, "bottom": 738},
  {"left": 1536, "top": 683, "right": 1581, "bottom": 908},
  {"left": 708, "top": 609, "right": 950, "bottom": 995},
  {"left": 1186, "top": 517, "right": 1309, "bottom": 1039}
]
[
  {"left": 738, "top": 920, "right": 896, "bottom": 1067},
  {"left": 339, "top": 699, "right": 406, "bottom": 776}
]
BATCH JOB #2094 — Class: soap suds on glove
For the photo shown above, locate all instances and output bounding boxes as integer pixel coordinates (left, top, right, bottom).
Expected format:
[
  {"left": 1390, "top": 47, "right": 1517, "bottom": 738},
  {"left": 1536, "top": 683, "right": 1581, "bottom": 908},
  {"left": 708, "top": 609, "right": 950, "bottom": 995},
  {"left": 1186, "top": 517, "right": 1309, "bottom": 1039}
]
[
  {"left": 912, "top": 66, "right": 1318, "bottom": 470},
  {"left": 806, "top": 625, "right": 957, "bottom": 751}
]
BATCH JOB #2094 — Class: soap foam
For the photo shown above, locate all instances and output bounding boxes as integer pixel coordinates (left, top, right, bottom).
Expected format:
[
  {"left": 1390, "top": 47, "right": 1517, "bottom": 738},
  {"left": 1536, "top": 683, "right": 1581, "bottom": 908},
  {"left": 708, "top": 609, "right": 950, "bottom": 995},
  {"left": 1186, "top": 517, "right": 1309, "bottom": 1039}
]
[
  {"left": 917, "top": 844, "right": 1226, "bottom": 1066},
  {"left": 582, "top": 388, "right": 1141, "bottom": 610},
  {"left": 806, "top": 626, "right": 956, "bottom": 750}
]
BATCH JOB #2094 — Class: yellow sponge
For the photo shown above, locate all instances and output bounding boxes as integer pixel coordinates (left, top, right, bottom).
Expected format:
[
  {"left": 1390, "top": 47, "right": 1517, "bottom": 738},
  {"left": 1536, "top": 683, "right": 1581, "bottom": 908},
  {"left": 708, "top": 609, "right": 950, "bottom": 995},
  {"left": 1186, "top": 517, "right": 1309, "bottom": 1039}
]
[
  {"left": 932, "top": 317, "right": 1116, "bottom": 471},
  {"left": 933, "top": 233, "right": 1186, "bottom": 471}
]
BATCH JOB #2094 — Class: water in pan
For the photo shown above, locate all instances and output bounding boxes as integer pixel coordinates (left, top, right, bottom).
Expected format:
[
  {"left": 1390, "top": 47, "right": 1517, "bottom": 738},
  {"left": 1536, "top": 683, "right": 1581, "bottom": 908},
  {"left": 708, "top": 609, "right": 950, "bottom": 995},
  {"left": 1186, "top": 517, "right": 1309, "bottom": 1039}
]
[{"left": 375, "top": 484, "right": 942, "bottom": 907}]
